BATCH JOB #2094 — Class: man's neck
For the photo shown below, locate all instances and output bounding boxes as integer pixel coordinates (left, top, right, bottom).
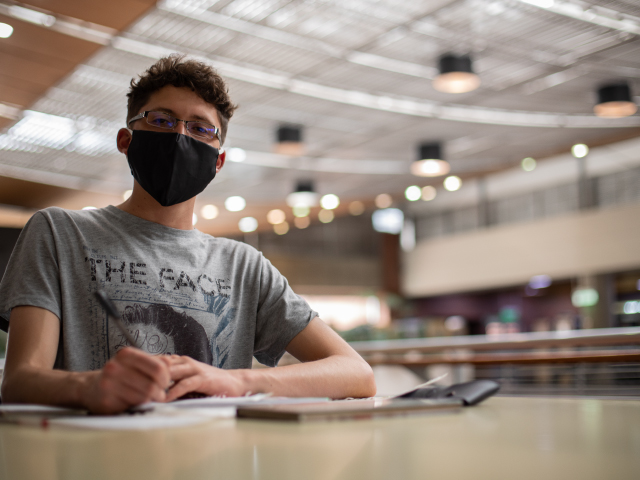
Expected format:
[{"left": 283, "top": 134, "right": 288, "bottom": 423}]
[{"left": 116, "top": 185, "right": 196, "bottom": 231}]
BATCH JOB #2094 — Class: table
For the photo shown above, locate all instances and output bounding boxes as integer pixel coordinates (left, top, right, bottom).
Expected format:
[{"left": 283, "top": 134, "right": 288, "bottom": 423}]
[{"left": 0, "top": 396, "right": 638, "bottom": 480}]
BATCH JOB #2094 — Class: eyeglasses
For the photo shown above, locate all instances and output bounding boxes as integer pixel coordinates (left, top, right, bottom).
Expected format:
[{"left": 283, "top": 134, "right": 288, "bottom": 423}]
[{"left": 128, "top": 111, "right": 221, "bottom": 145}]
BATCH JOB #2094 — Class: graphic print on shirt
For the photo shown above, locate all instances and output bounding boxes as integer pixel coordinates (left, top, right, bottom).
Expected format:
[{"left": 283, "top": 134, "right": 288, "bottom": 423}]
[{"left": 83, "top": 245, "right": 236, "bottom": 368}]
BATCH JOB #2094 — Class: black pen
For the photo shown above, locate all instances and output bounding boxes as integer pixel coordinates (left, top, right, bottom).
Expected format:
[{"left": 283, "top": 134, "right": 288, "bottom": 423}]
[{"left": 94, "top": 290, "right": 138, "bottom": 347}]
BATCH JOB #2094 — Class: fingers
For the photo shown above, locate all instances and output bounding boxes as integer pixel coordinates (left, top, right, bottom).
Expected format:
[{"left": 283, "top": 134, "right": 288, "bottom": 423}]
[
  {"left": 165, "top": 377, "right": 201, "bottom": 402},
  {"left": 101, "top": 358, "right": 166, "bottom": 405},
  {"left": 115, "top": 347, "right": 171, "bottom": 389}
]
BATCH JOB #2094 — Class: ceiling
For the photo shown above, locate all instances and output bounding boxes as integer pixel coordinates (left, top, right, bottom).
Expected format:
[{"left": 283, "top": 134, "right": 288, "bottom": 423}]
[{"left": 0, "top": 0, "right": 639, "bottom": 235}]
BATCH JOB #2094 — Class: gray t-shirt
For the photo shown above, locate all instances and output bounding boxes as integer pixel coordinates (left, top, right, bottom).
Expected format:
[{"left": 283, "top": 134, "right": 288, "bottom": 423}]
[{"left": 0, "top": 206, "right": 316, "bottom": 371}]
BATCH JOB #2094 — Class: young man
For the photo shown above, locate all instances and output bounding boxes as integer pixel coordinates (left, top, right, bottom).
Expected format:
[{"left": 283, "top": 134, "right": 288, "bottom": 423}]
[{"left": 0, "top": 55, "right": 376, "bottom": 413}]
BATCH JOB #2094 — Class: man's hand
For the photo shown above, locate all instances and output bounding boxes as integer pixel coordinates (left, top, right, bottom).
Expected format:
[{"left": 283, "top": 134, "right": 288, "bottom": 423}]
[
  {"left": 165, "top": 355, "right": 246, "bottom": 401},
  {"left": 81, "top": 347, "right": 172, "bottom": 414}
]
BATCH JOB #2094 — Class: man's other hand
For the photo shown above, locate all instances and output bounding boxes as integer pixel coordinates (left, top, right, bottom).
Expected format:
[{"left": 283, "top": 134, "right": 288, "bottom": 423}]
[{"left": 164, "top": 355, "right": 245, "bottom": 401}]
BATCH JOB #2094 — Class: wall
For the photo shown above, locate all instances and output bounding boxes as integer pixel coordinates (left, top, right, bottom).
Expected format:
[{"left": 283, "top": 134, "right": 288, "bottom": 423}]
[{"left": 402, "top": 201, "right": 640, "bottom": 297}]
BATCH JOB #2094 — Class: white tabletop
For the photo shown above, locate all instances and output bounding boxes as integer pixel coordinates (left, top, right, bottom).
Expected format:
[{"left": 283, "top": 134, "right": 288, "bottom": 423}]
[{"left": 0, "top": 396, "right": 638, "bottom": 480}]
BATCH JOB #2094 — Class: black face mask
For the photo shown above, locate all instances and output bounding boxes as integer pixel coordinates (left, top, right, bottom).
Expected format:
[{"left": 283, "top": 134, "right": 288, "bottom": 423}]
[{"left": 126, "top": 130, "right": 219, "bottom": 207}]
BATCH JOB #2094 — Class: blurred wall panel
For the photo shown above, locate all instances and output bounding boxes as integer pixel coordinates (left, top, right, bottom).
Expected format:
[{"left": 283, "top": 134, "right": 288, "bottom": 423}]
[{"left": 403, "top": 202, "right": 640, "bottom": 297}]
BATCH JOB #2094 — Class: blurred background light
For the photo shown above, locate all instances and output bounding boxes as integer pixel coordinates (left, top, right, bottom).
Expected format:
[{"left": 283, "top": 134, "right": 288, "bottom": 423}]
[
  {"left": 267, "top": 209, "right": 286, "bottom": 225},
  {"left": 273, "top": 221, "right": 289, "bottom": 235},
  {"left": 421, "top": 185, "right": 437, "bottom": 201},
  {"left": 375, "top": 193, "right": 393, "bottom": 209},
  {"left": 286, "top": 180, "right": 318, "bottom": 208},
  {"left": 82, "top": 206, "right": 97, "bottom": 210},
  {"left": 594, "top": 82, "right": 637, "bottom": 118},
  {"left": 529, "top": 274, "right": 552, "bottom": 289},
  {"left": 443, "top": 176, "right": 462, "bottom": 191},
  {"left": 238, "top": 216, "right": 258, "bottom": 232},
  {"left": 349, "top": 201, "right": 365, "bottom": 216},
  {"left": 192, "top": 213, "right": 198, "bottom": 226},
  {"left": 372, "top": 208, "right": 404, "bottom": 234},
  {"left": 224, "top": 196, "right": 246, "bottom": 212},
  {"left": 400, "top": 219, "right": 416, "bottom": 252},
  {"left": 227, "top": 147, "right": 246, "bottom": 162},
  {"left": 572, "top": 143, "right": 589, "bottom": 158},
  {"left": 0, "top": 23, "right": 14, "bottom": 38},
  {"left": 318, "top": 209, "right": 334, "bottom": 223},
  {"left": 445, "top": 315, "right": 466, "bottom": 332},
  {"left": 201, "top": 204, "right": 219, "bottom": 220},
  {"left": 411, "top": 143, "right": 450, "bottom": 177},
  {"left": 571, "top": 287, "right": 599, "bottom": 307},
  {"left": 521, "top": 157, "right": 536, "bottom": 172},
  {"left": 405, "top": 185, "right": 421, "bottom": 201},
  {"left": 123, "top": 189, "right": 132, "bottom": 200},
  {"left": 320, "top": 194, "right": 340, "bottom": 210},
  {"left": 292, "top": 205, "right": 310, "bottom": 217},
  {"left": 275, "top": 125, "right": 304, "bottom": 156},
  {"left": 300, "top": 295, "right": 385, "bottom": 331},
  {"left": 623, "top": 301, "right": 640, "bottom": 314},
  {"left": 294, "top": 216, "right": 310, "bottom": 228},
  {"left": 432, "top": 54, "right": 480, "bottom": 94}
]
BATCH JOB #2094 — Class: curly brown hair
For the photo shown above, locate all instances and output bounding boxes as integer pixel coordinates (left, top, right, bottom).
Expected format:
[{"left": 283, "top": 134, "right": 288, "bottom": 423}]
[{"left": 127, "top": 55, "right": 238, "bottom": 144}]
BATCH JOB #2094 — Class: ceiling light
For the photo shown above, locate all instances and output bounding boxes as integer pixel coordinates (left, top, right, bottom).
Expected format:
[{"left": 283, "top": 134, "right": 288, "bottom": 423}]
[
  {"left": 292, "top": 205, "right": 310, "bottom": 217},
  {"left": 421, "top": 186, "right": 436, "bottom": 201},
  {"left": 286, "top": 181, "right": 319, "bottom": 208},
  {"left": 0, "top": 23, "right": 14, "bottom": 38},
  {"left": 349, "top": 201, "right": 365, "bottom": 215},
  {"left": 274, "top": 221, "right": 289, "bottom": 235},
  {"left": 275, "top": 125, "right": 304, "bottom": 156},
  {"left": 267, "top": 209, "right": 286, "bottom": 225},
  {"left": 521, "top": 157, "right": 536, "bottom": 171},
  {"left": 571, "top": 144, "right": 589, "bottom": 158},
  {"left": 225, "top": 196, "right": 246, "bottom": 212},
  {"left": 571, "top": 288, "right": 599, "bottom": 308},
  {"left": 192, "top": 213, "right": 198, "bottom": 226},
  {"left": 239, "top": 217, "right": 258, "bottom": 233},
  {"left": 444, "top": 176, "right": 462, "bottom": 191},
  {"left": 123, "top": 189, "right": 132, "bottom": 200},
  {"left": 432, "top": 54, "right": 481, "bottom": 94},
  {"left": 375, "top": 193, "right": 393, "bottom": 209},
  {"left": 201, "top": 204, "right": 219, "bottom": 219},
  {"left": 529, "top": 274, "right": 552, "bottom": 289},
  {"left": 318, "top": 209, "right": 334, "bottom": 223},
  {"left": 405, "top": 186, "right": 421, "bottom": 201},
  {"left": 295, "top": 216, "right": 310, "bottom": 229},
  {"left": 372, "top": 208, "right": 404, "bottom": 234},
  {"left": 320, "top": 194, "right": 340, "bottom": 210},
  {"left": 411, "top": 143, "right": 450, "bottom": 177},
  {"left": 594, "top": 82, "right": 637, "bottom": 118},
  {"left": 227, "top": 147, "right": 247, "bottom": 162}
]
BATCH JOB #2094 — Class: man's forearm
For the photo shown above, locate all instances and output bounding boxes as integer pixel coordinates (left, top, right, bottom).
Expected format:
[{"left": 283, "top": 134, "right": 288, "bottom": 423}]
[
  {"left": 235, "top": 354, "right": 376, "bottom": 399},
  {"left": 1, "top": 366, "right": 93, "bottom": 407}
]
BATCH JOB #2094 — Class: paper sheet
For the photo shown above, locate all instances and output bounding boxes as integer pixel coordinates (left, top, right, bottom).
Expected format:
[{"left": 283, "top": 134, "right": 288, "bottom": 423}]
[{"left": 49, "top": 410, "right": 228, "bottom": 430}]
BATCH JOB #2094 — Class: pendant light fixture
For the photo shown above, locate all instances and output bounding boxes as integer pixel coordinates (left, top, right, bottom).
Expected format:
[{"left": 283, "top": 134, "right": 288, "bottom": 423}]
[
  {"left": 594, "top": 82, "right": 637, "bottom": 118},
  {"left": 411, "top": 143, "right": 450, "bottom": 177},
  {"left": 275, "top": 125, "right": 304, "bottom": 156},
  {"left": 432, "top": 54, "right": 481, "bottom": 94},
  {"left": 286, "top": 180, "right": 319, "bottom": 208}
]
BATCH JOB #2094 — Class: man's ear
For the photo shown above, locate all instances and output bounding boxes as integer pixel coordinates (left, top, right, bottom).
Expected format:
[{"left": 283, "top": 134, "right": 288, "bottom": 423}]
[
  {"left": 117, "top": 128, "right": 133, "bottom": 155},
  {"left": 216, "top": 148, "right": 226, "bottom": 173}
]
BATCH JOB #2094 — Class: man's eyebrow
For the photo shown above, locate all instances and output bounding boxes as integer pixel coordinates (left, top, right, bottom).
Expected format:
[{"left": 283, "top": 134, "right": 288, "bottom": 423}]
[{"left": 154, "top": 107, "right": 216, "bottom": 125}]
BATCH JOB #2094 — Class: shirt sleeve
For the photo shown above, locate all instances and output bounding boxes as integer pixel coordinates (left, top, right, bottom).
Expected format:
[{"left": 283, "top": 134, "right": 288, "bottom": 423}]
[
  {"left": 0, "top": 211, "right": 62, "bottom": 325},
  {"left": 252, "top": 254, "right": 318, "bottom": 367}
]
